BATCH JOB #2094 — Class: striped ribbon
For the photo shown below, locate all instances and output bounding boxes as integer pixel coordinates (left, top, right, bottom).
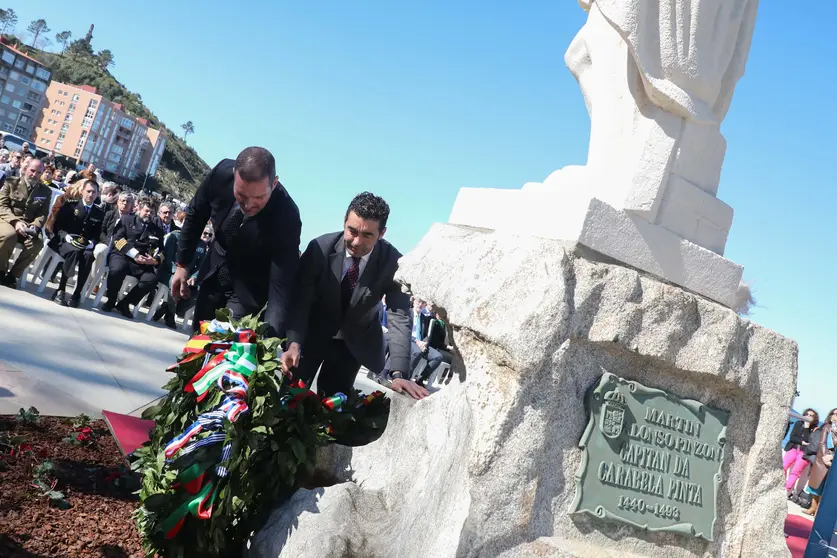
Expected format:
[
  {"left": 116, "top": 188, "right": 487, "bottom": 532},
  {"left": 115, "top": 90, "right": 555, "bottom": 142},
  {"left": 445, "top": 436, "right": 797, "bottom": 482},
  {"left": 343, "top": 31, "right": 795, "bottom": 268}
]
[{"left": 159, "top": 321, "right": 261, "bottom": 538}]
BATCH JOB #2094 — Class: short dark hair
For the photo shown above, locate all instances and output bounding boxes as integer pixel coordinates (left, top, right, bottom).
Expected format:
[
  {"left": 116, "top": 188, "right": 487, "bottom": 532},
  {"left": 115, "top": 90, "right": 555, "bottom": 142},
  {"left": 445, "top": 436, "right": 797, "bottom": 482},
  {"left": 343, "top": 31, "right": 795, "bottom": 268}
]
[
  {"left": 234, "top": 146, "right": 276, "bottom": 183},
  {"left": 345, "top": 192, "right": 390, "bottom": 231}
]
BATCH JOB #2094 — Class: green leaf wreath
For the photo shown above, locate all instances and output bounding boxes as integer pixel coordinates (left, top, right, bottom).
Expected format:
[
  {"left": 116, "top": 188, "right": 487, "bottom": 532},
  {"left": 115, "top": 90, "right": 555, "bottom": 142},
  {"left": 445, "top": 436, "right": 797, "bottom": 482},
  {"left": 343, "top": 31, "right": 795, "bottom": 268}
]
[{"left": 131, "top": 309, "right": 390, "bottom": 557}]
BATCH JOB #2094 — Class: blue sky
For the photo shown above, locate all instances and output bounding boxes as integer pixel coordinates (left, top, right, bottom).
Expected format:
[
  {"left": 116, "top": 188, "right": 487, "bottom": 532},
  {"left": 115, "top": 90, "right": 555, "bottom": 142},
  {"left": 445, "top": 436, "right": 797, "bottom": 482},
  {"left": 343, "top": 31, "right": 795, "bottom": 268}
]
[{"left": 15, "top": 1, "right": 837, "bottom": 415}]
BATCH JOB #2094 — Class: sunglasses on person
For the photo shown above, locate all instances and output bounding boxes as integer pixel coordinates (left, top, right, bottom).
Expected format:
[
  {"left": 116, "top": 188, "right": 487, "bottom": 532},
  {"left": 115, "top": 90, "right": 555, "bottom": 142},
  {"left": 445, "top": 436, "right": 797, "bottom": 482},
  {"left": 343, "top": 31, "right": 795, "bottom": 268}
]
[{"left": 201, "top": 231, "right": 213, "bottom": 240}]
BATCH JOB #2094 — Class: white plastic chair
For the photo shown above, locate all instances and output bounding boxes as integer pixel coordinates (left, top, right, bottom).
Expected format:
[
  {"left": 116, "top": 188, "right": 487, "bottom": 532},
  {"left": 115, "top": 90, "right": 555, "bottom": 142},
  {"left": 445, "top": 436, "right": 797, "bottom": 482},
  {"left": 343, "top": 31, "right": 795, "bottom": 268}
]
[
  {"left": 425, "top": 361, "right": 451, "bottom": 389},
  {"left": 93, "top": 274, "right": 137, "bottom": 309},
  {"left": 181, "top": 306, "right": 195, "bottom": 332},
  {"left": 144, "top": 283, "right": 169, "bottom": 322},
  {"left": 81, "top": 245, "right": 110, "bottom": 300},
  {"left": 29, "top": 246, "right": 65, "bottom": 294}
]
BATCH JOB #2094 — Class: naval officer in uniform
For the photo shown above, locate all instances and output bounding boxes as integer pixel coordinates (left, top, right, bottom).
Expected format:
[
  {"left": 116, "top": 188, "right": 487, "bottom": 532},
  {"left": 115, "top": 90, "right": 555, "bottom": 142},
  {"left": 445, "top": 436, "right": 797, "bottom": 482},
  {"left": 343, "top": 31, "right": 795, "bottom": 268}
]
[{"left": 102, "top": 199, "right": 165, "bottom": 318}]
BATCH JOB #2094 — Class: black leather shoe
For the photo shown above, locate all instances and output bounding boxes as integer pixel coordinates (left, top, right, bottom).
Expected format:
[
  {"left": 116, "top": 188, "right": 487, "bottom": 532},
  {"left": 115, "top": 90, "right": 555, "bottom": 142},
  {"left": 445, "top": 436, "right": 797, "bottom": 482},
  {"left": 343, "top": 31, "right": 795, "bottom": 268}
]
[
  {"left": 68, "top": 294, "right": 81, "bottom": 308},
  {"left": 152, "top": 306, "right": 166, "bottom": 322},
  {"left": 54, "top": 291, "right": 68, "bottom": 306},
  {"left": 115, "top": 300, "right": 133, "bottom": 320},
  {"left": 101, "top": 300, "right": 115, "bottom": 312},
  {"left": 1, "top": 273, "right": 17, "bottom": 289}
]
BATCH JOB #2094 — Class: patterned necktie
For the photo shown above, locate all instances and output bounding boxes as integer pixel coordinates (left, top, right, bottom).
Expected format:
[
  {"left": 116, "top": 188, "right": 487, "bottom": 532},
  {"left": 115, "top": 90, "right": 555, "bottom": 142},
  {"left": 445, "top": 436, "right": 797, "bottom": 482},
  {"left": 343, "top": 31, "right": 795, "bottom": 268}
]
[
  {"left": 216, "top": 206, "right": 244, "bottom": 289},
  {"left": 346, "top": 257, "right": 361, "bottom": 291},
  {"left": 222, "top": 206, "right": 244, "bottom": 248},
  {"left": 340, "top": 257, "right": 362, "bottom": 314}
]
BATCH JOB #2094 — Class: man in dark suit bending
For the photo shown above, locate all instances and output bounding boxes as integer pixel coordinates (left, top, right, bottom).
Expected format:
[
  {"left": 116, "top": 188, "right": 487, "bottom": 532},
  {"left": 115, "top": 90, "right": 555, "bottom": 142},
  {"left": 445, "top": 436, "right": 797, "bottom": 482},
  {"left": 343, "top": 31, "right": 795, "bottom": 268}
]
[
  {"left": 280, "top": 192, "right": 428, "bottom": 400},
  {"left": 172, "top": 147, "right": 301, "bottom": 336}
]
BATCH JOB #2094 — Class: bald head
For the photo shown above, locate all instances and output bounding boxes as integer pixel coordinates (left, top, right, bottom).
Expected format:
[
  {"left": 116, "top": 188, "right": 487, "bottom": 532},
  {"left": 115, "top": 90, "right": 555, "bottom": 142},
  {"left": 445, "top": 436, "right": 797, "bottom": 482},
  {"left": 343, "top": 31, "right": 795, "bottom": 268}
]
[{"left": 23, "top": 159, "right": 44, "bottom": 183}]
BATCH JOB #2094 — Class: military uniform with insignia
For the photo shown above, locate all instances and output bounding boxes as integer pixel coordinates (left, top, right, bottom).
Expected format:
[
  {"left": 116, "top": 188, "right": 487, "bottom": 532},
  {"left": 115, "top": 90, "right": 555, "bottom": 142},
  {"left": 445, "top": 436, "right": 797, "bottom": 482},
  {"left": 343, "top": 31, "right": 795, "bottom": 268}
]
[
  {"left": 47, "top": 199, "right": 106, "bottom": 306},
  {"left": 0, "top": 175, "right": 53, "bottom": 287},
  {"left": 103, "top": 213, "right": 165, "bottom": 318}
]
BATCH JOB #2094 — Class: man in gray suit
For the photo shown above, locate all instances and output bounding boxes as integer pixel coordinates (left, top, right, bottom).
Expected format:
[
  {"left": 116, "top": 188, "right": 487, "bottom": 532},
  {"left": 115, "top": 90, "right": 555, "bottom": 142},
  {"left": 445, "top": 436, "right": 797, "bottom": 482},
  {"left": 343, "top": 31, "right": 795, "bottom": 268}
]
[{"left": 280, "top": 192, "right": 428, "bottom": 400}]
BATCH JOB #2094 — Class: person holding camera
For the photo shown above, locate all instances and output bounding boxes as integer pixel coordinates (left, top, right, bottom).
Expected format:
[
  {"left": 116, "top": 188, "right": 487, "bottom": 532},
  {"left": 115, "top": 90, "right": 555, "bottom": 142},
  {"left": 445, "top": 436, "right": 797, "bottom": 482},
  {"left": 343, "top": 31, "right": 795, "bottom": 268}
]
[{"left": 0, "top": 159, "right": 51, "bottom": 289}]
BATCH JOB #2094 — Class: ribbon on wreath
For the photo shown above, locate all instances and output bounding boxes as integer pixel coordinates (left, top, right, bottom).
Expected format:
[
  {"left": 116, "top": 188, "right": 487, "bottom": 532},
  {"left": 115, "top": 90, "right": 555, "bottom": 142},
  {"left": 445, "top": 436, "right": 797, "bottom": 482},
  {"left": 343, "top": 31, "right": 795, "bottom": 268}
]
[{"left": 159, "top": 320, "right": 259, "bottom": 538}]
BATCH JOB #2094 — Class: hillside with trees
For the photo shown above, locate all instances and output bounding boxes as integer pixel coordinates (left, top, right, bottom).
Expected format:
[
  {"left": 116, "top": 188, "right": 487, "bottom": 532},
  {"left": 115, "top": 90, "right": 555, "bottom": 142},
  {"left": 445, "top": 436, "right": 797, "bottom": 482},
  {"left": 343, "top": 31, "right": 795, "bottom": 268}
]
[{"left": 0, "top": 16, "right": 207, "bottom": 200}]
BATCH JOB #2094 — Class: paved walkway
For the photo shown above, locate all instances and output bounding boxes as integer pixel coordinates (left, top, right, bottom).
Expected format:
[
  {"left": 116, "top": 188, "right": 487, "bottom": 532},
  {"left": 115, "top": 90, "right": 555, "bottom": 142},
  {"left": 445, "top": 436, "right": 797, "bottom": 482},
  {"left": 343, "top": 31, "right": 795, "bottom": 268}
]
[
  {"left": 0, "top": 283, "right": 188, "bottom": 417},
  {"left": 0, "top": 282, "right": 392, "bottom": 418}
]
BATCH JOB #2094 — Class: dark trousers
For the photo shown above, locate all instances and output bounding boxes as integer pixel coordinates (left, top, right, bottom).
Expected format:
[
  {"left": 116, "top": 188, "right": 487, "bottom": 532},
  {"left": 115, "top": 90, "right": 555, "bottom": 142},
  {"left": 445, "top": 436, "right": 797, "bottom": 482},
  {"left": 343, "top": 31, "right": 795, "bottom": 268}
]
[
  {"left": 297, "top": 338, "right": 360, "bottom": 397},
  {"left": 56, "top": 242, "right": 94, "bottom": 296},
  {"left": 192, "top": 275, "right": 250, "bottom": 332},
  {"left": 106, "top": 253, "right": 157, "bottom": 306},
  {"left": 410, "top": 341, "right": 443, "bottom": 380}
]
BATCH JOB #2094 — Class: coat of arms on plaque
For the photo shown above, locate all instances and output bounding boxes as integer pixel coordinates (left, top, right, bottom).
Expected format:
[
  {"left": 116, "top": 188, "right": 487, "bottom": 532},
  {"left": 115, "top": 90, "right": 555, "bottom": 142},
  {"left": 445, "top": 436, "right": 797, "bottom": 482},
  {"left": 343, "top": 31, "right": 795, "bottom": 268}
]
[{"left": 599, "top": 389, "right": 626, "bottom": 439}]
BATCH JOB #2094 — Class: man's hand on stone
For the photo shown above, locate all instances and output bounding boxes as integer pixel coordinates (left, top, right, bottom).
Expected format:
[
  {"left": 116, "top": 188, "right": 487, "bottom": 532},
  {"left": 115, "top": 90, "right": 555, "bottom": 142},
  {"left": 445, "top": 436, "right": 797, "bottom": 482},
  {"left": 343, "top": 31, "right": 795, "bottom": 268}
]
[
  {"left": 170, "top": 266, "right": 190, "bottom": 302},
  {"left": 280, "top": 342, "right": 301, "bottom": 376},
  {"left": 391, "top": 377, "right": 429, "bottom": 400}
]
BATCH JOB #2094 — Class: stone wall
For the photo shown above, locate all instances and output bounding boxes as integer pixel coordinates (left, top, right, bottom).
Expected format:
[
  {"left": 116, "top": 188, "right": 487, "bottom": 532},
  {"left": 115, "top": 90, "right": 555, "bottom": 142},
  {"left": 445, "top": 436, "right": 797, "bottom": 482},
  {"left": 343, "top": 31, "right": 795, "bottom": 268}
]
[{"left": 250, "top": 224, "right": 796, "bottom": 558}]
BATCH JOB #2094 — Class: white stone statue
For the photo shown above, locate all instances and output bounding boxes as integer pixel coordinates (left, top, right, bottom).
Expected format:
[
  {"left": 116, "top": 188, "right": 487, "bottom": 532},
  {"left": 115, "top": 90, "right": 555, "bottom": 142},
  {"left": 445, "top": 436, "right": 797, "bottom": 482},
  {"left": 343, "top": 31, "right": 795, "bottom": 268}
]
[
  {"left": 449, "top": 0, "right": 760, "bottom": 308},
  {"left": 540, "top": 0, "right": 758, "bottom": 254}
]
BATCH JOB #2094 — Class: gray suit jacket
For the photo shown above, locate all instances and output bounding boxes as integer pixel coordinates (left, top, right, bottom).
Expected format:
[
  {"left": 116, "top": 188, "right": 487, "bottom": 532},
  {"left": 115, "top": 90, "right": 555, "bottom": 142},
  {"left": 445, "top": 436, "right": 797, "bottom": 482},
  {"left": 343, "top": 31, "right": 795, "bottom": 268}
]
[{"left": 287, "top": 232, "right": 411, "bottom": 374}]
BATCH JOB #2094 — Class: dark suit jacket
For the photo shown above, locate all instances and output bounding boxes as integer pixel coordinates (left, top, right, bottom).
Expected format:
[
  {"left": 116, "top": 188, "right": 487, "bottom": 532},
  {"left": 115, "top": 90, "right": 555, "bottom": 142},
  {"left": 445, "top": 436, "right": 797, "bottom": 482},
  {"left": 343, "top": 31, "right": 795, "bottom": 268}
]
[
  {"left": 177, "top": 159, "right": 301, "bottom": 335},
  {"left": 100, "top": 208, "right": 121, "bottom": 244},
  {"left": 154, "top": 217, "right": 180, "bottom": 236},
  {"left": 287, "top": 232, "right": 411, "bottom": 375},
  {"left": 47, "top": 200, "right": 105, "bottom": 251}
]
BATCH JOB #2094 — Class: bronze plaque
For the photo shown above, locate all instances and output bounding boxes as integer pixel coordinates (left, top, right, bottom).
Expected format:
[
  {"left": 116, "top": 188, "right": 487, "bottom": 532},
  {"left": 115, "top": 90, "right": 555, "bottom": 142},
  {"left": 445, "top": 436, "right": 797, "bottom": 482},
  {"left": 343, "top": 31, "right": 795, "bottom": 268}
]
[{"left": 569, "top": 372, "right": 729, "bottom": 540}]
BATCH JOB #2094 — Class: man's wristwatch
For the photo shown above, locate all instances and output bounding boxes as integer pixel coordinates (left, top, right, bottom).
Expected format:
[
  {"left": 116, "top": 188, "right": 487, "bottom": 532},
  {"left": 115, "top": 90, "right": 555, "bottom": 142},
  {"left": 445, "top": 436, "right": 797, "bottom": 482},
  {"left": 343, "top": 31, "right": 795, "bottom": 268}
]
[{"left": 391, "top": 371, "right": 403, "bottom": 380}]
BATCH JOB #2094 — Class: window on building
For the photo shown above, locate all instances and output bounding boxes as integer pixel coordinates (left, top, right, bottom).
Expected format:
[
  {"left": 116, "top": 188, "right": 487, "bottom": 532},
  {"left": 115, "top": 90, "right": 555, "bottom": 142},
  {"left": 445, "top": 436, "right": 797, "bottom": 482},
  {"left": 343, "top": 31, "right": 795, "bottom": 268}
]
[
  {"left": 68, "top": 104, "right": 75, "bottom": 113},
  {"left": 61, "top": 123, "right": 69, "bottom": 131},
  {"left": 82, "top": 117, "right": 93, "bottom": 129},
  {"left": 14, "top": 126, "right": 26, "bottom": 135},
  {"left": 13, "top": 58, "right": 24, "bottom": 69},
  {"left": 77, "top": 138, "right": 85, "bottom": 148},
  {"left": 57, "top": 89, "right": 63, "bottom": 95},
  {"left": 74, "top": 148, "right": 81, "bottom": 157},
  {"left": 0, "top": 95, "right": 9, "bottom": 105},
  {"left": 80, "top": 130, "right": 88, "bottom": 138},
  {"left": 58, "top": 132, "right": 65, "bottom": 140},
  {"left": 25, "top": 92, "right": 40, "bottom": 102},
  {"left": 35, "top": 68, "right": 49, "bottom": 80},
  {"left": 22, "top": 103, "right": 33, "bottom": 112},
  {"left": 4, "top": 83, "right": 14, "bottom": 93},
  {"left": 31, "top": 80, "right": 46, "bottom": 92},
  {"left": 2, "top": 124, "right": 12, "bottom": 132},
  {"left": 90, "top": 99, "right": 98, "bottom": 107},
  {"left": 19, "top": 115, "right": 30, "bottom": 124},
  {"left": 48, "top": 129, "right": 53, "bottom": 135},
  {"left": 64, "top": 114, "right": 72, "bottom": 122},
  {"left": 63, "top": 91, "right": 68, "bottom": 96},
  {"left": 11, "top": 100, "right": 20, "bottom": 109},
  {"left": 40, "top": 138, "right": 47, "bottom": 144},
  {"left": 6, "top": 111, "right": 15, "bottom": 120},
  {"left": 9, "top": 70, "right": 19, "bottom": 80},
  {"left": 25, "top": 63, "right": 34, "bottom": 74},
  {"left": 1, "top": 51, "right": 14, "bottom": 64},
  {"left": 72, "top": 94, "right": 80, "bottom": 102},
  {"left": 20, "top": 76, "right": 30, "bottom": 85},
  {"left": 56, "top": 142, "right": 63, "bottom": 150},
  {"left": 0, "top": 109, "right": 5, "bottom": 116}
]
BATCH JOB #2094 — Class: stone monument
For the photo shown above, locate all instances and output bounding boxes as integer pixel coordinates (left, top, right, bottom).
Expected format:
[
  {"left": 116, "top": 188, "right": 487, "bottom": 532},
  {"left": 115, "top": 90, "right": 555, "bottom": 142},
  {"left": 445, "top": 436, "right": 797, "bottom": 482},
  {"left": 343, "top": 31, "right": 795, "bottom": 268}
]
[{"left": 251, "top": 1, "right": 797, "bottom": 556}]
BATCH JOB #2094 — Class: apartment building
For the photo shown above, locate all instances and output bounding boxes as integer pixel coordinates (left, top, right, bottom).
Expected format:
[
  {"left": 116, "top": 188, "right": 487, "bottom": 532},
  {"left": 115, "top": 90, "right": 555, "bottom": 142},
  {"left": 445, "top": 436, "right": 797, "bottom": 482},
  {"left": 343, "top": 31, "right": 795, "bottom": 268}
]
[
  {"left": 34, "top": 81, "right": 167, "bottom": 182},
  {"left": 0, "top": 38, "right": 51, "bottom": 139}
]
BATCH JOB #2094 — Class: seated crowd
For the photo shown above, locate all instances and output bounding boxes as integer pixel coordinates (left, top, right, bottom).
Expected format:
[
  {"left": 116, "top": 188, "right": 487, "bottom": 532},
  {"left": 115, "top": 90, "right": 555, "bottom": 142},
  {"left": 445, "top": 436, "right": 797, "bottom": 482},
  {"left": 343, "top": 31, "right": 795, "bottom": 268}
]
[
  {"left": 0, "top": 146, "right": 454, "bottom": 388},
  {"left": 0, "top": 148, "right": 199, "bottom": 330}
]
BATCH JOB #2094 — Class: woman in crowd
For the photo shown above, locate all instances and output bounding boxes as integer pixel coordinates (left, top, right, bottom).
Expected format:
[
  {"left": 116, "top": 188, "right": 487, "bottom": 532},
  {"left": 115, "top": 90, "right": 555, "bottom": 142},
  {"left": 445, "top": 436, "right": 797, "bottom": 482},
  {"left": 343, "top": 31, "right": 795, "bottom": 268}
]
[
  {"left": 784, "top": 408, "right": 819, "bottom": 494},
  {"left": 803, "top": 407, "right": 837, "bottom": 516}
]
